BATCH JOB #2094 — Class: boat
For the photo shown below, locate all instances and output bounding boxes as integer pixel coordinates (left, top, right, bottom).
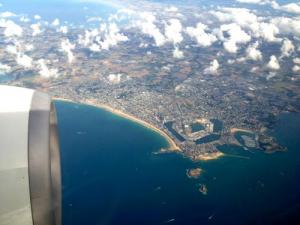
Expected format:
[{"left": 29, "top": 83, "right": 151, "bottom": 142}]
[{"left": 199, "top": 184, "right": 208, "bottom": 195}]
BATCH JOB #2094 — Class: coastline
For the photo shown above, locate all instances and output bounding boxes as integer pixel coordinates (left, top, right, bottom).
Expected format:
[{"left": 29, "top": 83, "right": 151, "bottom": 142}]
[
  {"left": 193, "top": 151, "right": 224, "bottom": 161},
  {"left": 53, "top": 97, "right": 180, "bottom": 151},
  {"left": 230, "top": 128, "right": 254, "bottom": 134}
]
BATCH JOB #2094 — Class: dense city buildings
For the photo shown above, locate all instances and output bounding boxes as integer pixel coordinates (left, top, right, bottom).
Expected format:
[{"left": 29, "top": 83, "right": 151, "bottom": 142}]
[{"left": 1, "top": 0, "right": 299, "bottom": 160}]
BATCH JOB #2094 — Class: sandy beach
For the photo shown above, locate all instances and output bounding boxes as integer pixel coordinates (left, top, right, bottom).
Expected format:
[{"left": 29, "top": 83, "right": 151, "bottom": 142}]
[
  {"left": 53, "top": 97, "right": 180, "bottom": 151},
  {"left": 230, "top": 128, "right": 254, "bottom": 134},
  {"left": 193, "top": 151, "right": 224, "bottom": 161}
]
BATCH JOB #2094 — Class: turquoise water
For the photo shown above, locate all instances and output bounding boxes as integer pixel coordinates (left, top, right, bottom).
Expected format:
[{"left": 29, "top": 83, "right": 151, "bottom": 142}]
[
  {"left": 55, "top": 101, "right": 300, "bottom": 225},
  {"left": 0, "top": 74, "right": 14, "bottom": 83}
]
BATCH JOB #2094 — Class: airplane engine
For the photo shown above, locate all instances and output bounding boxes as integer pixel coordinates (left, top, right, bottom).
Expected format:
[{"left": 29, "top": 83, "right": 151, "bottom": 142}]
[{"left": 0, "top": 85, "right": 61, "bottom": 225}]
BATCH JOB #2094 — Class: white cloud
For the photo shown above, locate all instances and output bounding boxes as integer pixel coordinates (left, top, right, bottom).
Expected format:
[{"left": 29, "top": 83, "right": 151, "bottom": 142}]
[
  {"left": 78, "top": 23, "right": 128, "bottom": 51},
  {"left": 30, "top": 23, "right": 42, "bottom": 36},
  {"left": 139, "top": 42, "right": 148, "bottom": 48},
  {"left": 108, "top": 8, "right": 134, "bottom": 22},
  {"left": 20, "top": 16, "right": 30, "bottom": 23},
  {"left": 236, "top": 0, "right": 274, "bottom": 4},
  {"left": 293, "top": 58, "right": 300, "bottom": 64},
  {"left": 277, "top": 3, "right": 300, "bottom": 14},
  {"left": 255, "top": 22, "right": 280, "bottom": 42},
  {"left": 293, "top": 65, "right": 300, "bottom": 73},
  {"left": 108, "top": 73, "right": 122, "bottom": 84},
  {"left": 218, "top": 23, "right": 251, "bottom": 53},
  {"left": 186, "top": 22, "right": 217, "bottom": 47},
  {"left": 5, "top": 41, "right": 33, "bottom": 56},
  {"left": 0, "top": 19, "right": 23, "bottom": 36},
  {"left": 99, "top": 23, "right": 128, "bottom": 50},
  {"left": 78, "top": 29, "right": 99, "bottom": 46},
  {"left": 52, "top": 18, "right": 60, "bottom": 26},
  {"left": 223, "top": 40, "right": 238, "bottom": 53},
  {"left": 236, "top": 0, "right": 279, "bottom": 9},
  {"left": 236, "top": 0, "right": 261, "bottom": 4},
  {"left": 0, "top": 63, "right": 11, "bottom": 74},
  {"left": 0, "top": 11, "right": 16, "bottom": 18},
  {"left": 75, "top": 0, "right": 123, "bottom": 8},
  {"left": 173, "top": 46, "right": 184, "bottom": 59},
  {"left": 6, "top": 44, "right": 18, "bottom": 55},
  {"left": 87, "top": 16, "right": 102, "bottom": 23},
  {"left": 136, "top": 12, "right": 166, "bottom": 46},
  {"left": 245, "top": 41, "right": 262, "bottom": 61},
  {"left": 211, "top": 7, "right": 258, "bottom": 28},
  {"left": 34, "top": 15, "right": 41, "bottom": 20},
  {"left": 116, "top": 8, "right": 135, "bottom": 16},
  {"left": 89, "top": 43, "right": 101, "bottom": 52},
  {"left": 280, "top": 38, "right": 294, "bottom": 58},
  {"left": 164, "top": 19, "right": 183, "bottom": 44},
  {"left": 58, "top": 26, "right": 68, "bottom": 34},
  {"left": 267, "top": 55, "right": 280, "bottom": 70},
  {"left": 165, "top": 6, "right": 178, "bottom": 12},
  {"left": 236, "top": 57, "right": 246, "bottom": 63},
  {"left": 37, "top": 59, "right": 58, "bottom": 78},
  {"left": 227, "top": 59, "right": 236, "bottom": 64},
  {"left": 25, "top": 44, "right": 34, "bottom": 51},
  {"left": 266, "top": 72, "right": 277, "bottom": 80},
  {"left": 16, "top": 54, "right": 33, "bottom": 68},
  {"left": 204, "top": 59, "right": 219, "bottom": 75},
  {"left": 61, "top": 39, "right": 75, "bottom": 63},
  {"left": 237, "top": 0, "right": 262, "bottom": 3},
  {"left": 250, "top": 66, "right": 259, "bottom": 73},
  {"left": 271, "top": 17, "right": 300, "bottom": 37},
  {"left": 211, "top": 7, "right": 281, "bottom": 42}
]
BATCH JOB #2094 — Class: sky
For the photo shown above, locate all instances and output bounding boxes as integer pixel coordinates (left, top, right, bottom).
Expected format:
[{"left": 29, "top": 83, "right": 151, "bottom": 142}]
[{"left": 0, "top": 0, "right": 118, "bottom": 24}]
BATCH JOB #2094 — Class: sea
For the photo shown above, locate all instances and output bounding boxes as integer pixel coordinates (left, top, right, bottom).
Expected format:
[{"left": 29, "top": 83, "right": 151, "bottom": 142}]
[{"left": 55, "top": 101, "right": 300, "bottom": 225}]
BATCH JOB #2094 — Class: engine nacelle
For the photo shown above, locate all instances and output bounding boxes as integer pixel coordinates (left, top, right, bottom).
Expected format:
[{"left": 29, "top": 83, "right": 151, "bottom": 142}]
[{"left": 0, "top": 85, "right": 61, "bottom": 225}]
